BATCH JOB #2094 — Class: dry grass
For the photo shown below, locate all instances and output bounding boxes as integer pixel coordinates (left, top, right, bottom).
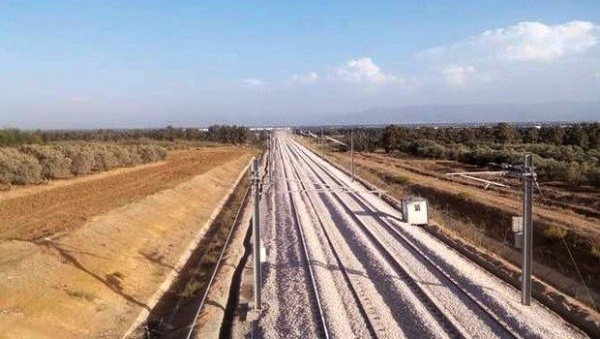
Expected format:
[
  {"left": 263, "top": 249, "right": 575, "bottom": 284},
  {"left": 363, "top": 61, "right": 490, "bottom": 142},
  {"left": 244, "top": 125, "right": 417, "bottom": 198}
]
[
  {"left": 457, "top": 191, "right": 471, "bottom": 201},
  {"left": 65, "top": 289, "right": 96, "bottom": 302},
  {"left": 175, "top": 173, "right": 249, "bottom": 301}
]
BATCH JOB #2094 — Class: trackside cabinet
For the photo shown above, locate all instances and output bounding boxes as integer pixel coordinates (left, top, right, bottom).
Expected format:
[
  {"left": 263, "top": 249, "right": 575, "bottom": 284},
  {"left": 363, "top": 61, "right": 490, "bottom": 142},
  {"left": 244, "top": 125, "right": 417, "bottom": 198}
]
[{"left": 401, "top": 197, "right": 429, "bottom": 225}]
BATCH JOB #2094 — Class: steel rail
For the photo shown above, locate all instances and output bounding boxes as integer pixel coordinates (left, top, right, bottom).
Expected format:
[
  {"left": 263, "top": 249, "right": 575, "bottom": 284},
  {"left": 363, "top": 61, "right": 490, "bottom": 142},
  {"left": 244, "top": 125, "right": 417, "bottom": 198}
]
[
  {"left": 286, "top": 140, "right": 472, "bottom": 338},
  {"left": 283, "top": 141, "right": 380, "bottom": 338},
  {"left": 291, "top": 139, "right": 519, "bottom": 339},
  {"left": 277, "top": 139, "right": 332, "bottom": 339}
]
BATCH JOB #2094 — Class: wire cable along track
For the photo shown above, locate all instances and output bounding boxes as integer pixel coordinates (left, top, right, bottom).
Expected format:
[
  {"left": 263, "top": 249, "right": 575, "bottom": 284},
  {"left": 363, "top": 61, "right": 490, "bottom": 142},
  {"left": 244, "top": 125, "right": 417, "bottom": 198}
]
[{"left": 181, "top": 172, "right": 253, "bottom": 339}]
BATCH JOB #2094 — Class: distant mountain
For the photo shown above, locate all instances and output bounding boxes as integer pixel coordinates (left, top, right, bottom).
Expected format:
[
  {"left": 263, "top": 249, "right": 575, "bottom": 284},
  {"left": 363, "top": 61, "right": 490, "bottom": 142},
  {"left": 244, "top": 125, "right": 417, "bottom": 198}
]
[{"left": 297, "top": 101, "right": 600, "bottom": 126}]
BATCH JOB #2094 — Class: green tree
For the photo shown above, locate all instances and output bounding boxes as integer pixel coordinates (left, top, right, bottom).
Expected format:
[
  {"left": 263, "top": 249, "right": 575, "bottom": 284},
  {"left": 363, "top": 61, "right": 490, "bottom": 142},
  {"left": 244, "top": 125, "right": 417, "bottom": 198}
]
[
  {"left": 493, "top": 123, "right": 518, "bottom": 144},
  {"left": 381, "top": 125, "right": 400, "bottom": 153}
]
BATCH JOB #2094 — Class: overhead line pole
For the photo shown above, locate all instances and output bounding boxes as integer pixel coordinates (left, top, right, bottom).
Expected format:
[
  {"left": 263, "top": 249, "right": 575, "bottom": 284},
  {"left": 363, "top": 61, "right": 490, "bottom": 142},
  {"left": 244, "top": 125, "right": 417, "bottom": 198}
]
[
  {"left": 446, "top": 154, "right": 536, "bottom": 306},
  {"left": 252, "top": 158, "right": 262, "bottom": 310},
  {"left": 269, "top": 133, "right": 273, "bottom": 184},
  {"left": 350, "top": 130, "right": 355, "bottom": 182},
  {"left": 522, "top": 154, "right": 534, "bottom": 305}
]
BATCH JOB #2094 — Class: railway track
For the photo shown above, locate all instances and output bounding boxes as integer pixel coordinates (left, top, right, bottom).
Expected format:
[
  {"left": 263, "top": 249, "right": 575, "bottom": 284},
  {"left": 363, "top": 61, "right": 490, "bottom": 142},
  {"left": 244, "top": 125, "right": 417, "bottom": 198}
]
[
  {"left": 276, "top": 140, "right": 331, "bottom": 338},
  {"left": 283, "top": 141, "right": 465, "bottom": 337},
  {"left": 286, "top": 139, "right": 520, "bottom": 338},
  {"left": 283, "top": 142, "right": 380, "bottom": 338},
  {"left": 253, "top": 132, "right": 585, "bottom": 339}
]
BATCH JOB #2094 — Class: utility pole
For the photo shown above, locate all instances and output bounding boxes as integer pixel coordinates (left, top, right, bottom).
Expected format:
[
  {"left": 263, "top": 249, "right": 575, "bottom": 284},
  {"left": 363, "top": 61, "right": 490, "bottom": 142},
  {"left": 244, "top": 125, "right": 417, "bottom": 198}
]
[
  {"left": 522, "top": 154, "right": 534, "bottom": 305},
  {"left": 446, "top": 154, "right": 536, "bottom": 306},
  {"left": 269, "top": 133, "right": 273, "bottom": 183},
  {"left": 251, "top": 158, "right": 262, "bottom": 310},
  {"left": 350, "top": 130, "right": 355, "bottom": 182}
]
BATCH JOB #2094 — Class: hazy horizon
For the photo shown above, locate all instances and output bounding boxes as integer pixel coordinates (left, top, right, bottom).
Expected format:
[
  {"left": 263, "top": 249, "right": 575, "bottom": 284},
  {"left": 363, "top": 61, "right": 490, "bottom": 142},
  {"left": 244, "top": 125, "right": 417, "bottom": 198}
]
[{"left": 1, "top": 1, "right": 599, "bottom": 129}]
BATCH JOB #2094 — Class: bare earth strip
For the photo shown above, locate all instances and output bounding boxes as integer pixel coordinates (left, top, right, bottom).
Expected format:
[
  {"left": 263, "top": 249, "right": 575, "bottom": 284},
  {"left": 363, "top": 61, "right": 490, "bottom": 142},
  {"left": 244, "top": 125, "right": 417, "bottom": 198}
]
[{"left": 0, "top": 148, "right": 254, "bottom": 338}]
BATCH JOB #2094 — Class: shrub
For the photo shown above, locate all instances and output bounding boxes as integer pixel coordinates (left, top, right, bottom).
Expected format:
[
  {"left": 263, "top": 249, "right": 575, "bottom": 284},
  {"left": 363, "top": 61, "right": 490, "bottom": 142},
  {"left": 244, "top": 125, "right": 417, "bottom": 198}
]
[
  {"left": 591, "top": 245, "right": 600, "bottom": 259},
  {"left": 57, "top": 145, "right": 95, "bottom": 176},
  {"left": 408, "top": 139, "right": 448, "bottom": 159},
  {"left": 457, "top": 191, "right": 471, "bottom": 201},
  {"left": 587, "top": 168, "right": 600, "bottom": 188},
  {"left": 19, "top": 145, "right": 72, "bottom": 179},
  {"left": 543, "top": 225, "right": 568, "bottom": 240},
  {"left": 90, "top": 144, "right": 119, "bottom": 171},
  {"left": 0, "top": 142, "right": 169, "bottom": 185},
  {"left": 0, "top": 148, "right": 43, "bottom": 184},
  {"left": 392, "top": 175, "right": 410, "bottom": 185},
  {"left": 136, "top": 145, "right": 167, "bottom": 163},
  {"left": 108, "top": 144, "right": 142, "bottom": 167}
]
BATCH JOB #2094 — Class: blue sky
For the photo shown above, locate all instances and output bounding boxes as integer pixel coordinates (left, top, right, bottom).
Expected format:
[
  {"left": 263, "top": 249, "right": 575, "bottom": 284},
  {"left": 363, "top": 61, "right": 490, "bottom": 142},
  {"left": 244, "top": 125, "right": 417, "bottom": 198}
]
[{"left": 1, "top": 1, "right": 599, "bottom": 128}]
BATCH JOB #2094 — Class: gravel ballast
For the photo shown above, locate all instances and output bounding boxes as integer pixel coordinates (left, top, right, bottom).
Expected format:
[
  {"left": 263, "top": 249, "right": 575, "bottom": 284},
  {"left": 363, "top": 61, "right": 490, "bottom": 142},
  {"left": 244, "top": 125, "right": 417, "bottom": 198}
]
[{"left": 255, "top": 131, "right": 588, "bottom": 339}]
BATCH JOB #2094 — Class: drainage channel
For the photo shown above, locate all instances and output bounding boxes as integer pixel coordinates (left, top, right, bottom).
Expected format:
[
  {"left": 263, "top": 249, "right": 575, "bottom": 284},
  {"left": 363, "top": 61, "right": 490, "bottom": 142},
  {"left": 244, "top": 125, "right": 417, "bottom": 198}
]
[
  {"left": 218, "top": 217, "right": 254, "bottom": 339},
  {"left": 128, "top": 173, "right": 251, "bottom": 339}
]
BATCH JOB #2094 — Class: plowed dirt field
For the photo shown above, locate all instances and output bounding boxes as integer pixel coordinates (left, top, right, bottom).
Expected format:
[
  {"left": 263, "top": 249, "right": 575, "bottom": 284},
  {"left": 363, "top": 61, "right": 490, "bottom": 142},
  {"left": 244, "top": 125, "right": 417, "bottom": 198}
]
[
  {"left": 0, "top": 146, "right": 255, "bottom": 338},
  {"left": 0, "top": 147, "right": 249, "bottom": 241}
]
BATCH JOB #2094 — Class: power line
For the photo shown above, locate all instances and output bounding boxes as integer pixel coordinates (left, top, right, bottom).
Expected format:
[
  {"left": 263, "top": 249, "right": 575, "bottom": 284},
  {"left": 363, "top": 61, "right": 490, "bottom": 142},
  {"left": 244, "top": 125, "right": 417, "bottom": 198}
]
[{"left": 532, "top": 178, "right": 597, "bottom": 311}]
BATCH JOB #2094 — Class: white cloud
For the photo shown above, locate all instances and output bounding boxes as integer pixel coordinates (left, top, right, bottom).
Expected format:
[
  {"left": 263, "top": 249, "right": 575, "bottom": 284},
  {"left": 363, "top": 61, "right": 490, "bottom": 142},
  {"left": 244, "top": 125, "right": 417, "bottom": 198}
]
[
  {"left": 442, "top": 65, "right": 477, "bottom": 86},
  {"left": 332, "top": 57, "right": 400, "bottom": 84},
  {"left": 481, "top": 21, "right": 598, "bottom": 62},
  {"left": 242, "top": 78, "right": 267, "bottom": 89},
  {"left": 432, "top": 21, "right": 599, "bottom": 63},
  {"left": 290, "top": 71, "right": 319, "bottom": 83}
]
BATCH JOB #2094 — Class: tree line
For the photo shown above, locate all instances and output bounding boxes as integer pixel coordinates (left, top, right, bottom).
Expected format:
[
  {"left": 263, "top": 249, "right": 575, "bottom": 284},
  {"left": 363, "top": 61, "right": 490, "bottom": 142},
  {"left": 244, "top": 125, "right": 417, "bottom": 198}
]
[
  {"left": 0, "top": 124, "right": 264, "bottom": 187},
  {"left": 311, "top": 123, "right": 600, "bottom": 186},
  {"left": 0, "top": 125, "right": 257, "bottom": 147}
]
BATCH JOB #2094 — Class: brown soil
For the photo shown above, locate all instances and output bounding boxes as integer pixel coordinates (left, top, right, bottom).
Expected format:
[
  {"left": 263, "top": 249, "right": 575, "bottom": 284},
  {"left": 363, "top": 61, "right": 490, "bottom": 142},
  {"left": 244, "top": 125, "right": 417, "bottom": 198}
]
[
  {"left": 351, "top": 152, "right": 600, "bottom": 243},
  {"left": 0, "top": 147, "right": 255, "bottom": 338},
  {"left": 381, "top": 152, "right": 600, "bottom": 220},
  {"left": 0, "top": 147, "right": 251, "bottom": 242}
]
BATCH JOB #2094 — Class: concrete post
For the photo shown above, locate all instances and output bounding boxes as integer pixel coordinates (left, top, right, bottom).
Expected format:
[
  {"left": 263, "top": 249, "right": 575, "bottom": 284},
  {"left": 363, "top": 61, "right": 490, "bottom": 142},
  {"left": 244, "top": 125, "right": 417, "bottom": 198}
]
[
  {"left": 522, "top": 154, "right": 533, "bottom": 305},
  {"left": 269, "top": 134, "right": 273, "bottom": 183},
  {"left": 252, "top": 158, "right": 262, "bottom": 309},
  {"left": 351, "top": 131, "right": 355, "bottom": 182}
]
